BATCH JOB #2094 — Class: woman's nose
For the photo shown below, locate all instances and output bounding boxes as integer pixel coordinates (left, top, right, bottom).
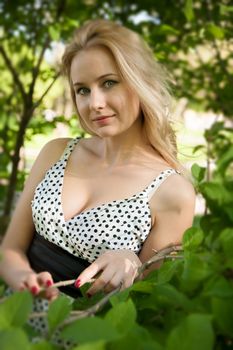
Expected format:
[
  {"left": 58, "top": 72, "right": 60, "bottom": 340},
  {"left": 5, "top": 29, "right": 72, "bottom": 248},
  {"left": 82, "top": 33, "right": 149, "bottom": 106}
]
[{"left": 89, "top": 89, "right": 106, "bottom": 110}]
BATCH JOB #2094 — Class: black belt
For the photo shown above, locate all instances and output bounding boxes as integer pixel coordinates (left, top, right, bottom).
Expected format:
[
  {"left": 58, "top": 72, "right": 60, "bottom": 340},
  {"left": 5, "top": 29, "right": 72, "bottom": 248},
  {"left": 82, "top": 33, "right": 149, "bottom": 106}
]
[{"left": 27, "top": 232, "right": 90, "bottom": 298}]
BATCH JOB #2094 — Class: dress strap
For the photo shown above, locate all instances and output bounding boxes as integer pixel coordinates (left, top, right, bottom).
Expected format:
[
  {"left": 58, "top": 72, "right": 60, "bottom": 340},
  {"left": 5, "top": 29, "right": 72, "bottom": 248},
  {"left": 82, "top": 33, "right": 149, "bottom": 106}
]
[
  {"left": 145, "top": 168, "right": 180, "bottom": 200},
  {"left": 60, "top": 137, "right": 81, "bottom": 161}
]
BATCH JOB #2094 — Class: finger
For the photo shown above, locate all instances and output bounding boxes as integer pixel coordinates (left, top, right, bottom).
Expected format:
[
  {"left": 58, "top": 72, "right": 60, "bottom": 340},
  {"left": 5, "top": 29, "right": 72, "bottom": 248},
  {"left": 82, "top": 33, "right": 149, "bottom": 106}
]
[
  {"left": 75, "top": 258, "right": 106, "bottom": 288},
  {"left": 37, "top": 271, "right": 54, "bottom": 288},
  {"left": 103, "top": 272, "right": 123, "bottom": 294},
  {"left": 46, "top": 287, "right": 59, "bottom": 301},
  {"left": 123, "top": 274, "right": 135, "bottom": 290},
  {"left": 37, "top": 272, "right": 59, "bottom": 300},
  {"left": 86, "top": 265, "right": 115, "bottom": 296},
  {"left": 24, "top": 273, "right": 41, "bottom": 295}
]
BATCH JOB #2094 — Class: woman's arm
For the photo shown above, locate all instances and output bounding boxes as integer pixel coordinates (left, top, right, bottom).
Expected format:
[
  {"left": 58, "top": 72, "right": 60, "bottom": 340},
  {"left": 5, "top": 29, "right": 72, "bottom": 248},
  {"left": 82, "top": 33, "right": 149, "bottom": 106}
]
[
  {"left": 0, "top": 138, "right": 71, "bottom": 298},
  {"left": 139, "top": 174, "right": 196, "bottom": 274}
]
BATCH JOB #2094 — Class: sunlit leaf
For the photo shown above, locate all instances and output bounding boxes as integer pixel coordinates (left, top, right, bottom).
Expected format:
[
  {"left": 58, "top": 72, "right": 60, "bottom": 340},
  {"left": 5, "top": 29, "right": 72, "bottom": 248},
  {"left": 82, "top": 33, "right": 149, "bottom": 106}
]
[
  {"left": 105, "top": 299, "right": 136, "bottom": 334},
  {"left": 167, "top": 314, "right": 214, "bottom": 350},
  {"left": 47, "top": 295, "right": 72, "bottom": 334},
  {"left": 0, "top": 329, "right": 30, "bottom": 350},
  {"left": 183, "top": 0, "right": 194, "bottom": 21},
  {"left": 61, "top": 317, "right": 119, "bottom": 343},
  {"left": 0, "top": 291, "right": 33, "bottom": 328}
]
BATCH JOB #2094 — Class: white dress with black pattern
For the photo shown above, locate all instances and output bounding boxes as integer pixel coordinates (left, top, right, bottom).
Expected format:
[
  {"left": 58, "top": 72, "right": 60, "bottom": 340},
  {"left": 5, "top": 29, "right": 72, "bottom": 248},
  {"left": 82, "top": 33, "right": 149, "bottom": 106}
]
[
  {"left": 31, "top": 137, "right": 180, "bottom": 262},
  {"left": 28, "top": 137, "right": 180, "bottom": 345}
]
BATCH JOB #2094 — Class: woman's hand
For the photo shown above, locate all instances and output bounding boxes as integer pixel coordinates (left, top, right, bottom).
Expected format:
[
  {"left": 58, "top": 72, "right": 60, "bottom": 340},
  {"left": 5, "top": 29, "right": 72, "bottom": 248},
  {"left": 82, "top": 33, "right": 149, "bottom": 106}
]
[
  {"left": 9, "top": 270, "right": 59, "bottom": 301},
  {"left": 75, "top": 250, "right": 142, "bottom": 296}
]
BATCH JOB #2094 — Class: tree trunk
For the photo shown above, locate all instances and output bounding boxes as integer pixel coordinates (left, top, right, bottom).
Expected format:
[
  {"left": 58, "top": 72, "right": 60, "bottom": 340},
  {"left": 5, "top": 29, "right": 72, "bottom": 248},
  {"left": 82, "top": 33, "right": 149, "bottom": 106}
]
[{"left": 3, "top": 108, "right": 32, "bottom": 218}]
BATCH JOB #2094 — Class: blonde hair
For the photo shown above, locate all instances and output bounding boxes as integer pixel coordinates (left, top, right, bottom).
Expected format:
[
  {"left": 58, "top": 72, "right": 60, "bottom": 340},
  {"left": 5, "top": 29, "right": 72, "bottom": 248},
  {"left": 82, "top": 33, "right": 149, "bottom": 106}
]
[{"left": 62, "top": 19, "right": 181, "bottom": 169}]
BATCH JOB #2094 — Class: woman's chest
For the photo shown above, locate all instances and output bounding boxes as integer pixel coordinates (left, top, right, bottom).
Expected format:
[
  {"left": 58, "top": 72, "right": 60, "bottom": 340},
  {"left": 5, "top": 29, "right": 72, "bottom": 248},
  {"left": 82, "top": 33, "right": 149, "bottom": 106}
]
[{"left": 61, "top": 167, "right": 152, "bottom": 222}]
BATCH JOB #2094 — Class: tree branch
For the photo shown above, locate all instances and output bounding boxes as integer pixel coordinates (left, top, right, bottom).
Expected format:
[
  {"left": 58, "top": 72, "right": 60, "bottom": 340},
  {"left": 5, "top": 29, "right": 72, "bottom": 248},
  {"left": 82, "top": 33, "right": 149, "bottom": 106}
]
[
  {"left": 29, "top": 35, "right": 51, "bottom": 99},
  {"left": 31, "top": 72, "right": 60, "bottom": 112},
  {"left": 0, "top": 45, "right": 27, "bottom": 101},
  {"left": 27, "top": 244, "right": 183, "bottom": 326},
  {"left": 137, "top": 244, "right": 183, "bottom": 279}
]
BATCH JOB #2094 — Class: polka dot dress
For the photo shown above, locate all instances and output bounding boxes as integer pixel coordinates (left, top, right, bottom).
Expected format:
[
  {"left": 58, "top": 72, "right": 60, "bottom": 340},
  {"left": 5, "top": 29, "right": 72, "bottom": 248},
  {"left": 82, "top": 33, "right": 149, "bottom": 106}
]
[
  {"left": 31, "top": 137, "right": 180, "bottom": 263},
  {"left": 27, "top": 137, "right": 180, "bottom": 346}
]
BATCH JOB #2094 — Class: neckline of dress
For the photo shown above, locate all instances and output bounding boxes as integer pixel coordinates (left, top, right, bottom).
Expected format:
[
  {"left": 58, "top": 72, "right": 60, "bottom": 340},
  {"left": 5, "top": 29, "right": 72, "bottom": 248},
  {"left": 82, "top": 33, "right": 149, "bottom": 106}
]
[
  {"left": 61, "top": 168, "right": 176, "bottom": 224},
  {"left": 59, "top": 137, "right": 177, "bottom": 223}
]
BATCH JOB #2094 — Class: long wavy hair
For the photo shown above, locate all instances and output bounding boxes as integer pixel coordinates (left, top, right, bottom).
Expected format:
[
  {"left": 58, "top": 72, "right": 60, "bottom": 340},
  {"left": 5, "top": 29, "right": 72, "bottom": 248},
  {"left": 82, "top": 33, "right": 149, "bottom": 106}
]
[{"left": 62, "top": 19, "right": 181, "bottom": 169}]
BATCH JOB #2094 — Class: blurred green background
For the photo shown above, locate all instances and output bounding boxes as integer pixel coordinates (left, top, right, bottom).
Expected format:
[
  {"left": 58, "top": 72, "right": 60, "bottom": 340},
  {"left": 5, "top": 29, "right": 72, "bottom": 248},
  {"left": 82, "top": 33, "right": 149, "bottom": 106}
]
[{"left": 0, "top": 0, "right": 232, "bottom": 234}]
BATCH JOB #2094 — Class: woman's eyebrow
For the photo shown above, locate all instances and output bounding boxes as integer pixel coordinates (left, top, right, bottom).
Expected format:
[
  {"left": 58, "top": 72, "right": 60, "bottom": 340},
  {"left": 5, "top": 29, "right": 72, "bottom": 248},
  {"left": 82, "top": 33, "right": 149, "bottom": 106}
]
[{"left": 73, "top": 73, "right": 118, "bottom": 86}]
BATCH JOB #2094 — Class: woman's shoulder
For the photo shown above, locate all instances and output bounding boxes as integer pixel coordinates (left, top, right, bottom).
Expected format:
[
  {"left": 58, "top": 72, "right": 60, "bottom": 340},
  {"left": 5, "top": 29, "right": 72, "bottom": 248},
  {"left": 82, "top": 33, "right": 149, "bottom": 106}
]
[
  {"left": 38, "top": 137, "right": 73, "bottom": 161},
  {"left": 28, "top": 137, "right": 72, "bottom": 178},
  {"left": 151, "top": 169, "right": 196, "bottom": 213},
  {"left": 41, "top": 137, "right": 73, "bottom": 153}
]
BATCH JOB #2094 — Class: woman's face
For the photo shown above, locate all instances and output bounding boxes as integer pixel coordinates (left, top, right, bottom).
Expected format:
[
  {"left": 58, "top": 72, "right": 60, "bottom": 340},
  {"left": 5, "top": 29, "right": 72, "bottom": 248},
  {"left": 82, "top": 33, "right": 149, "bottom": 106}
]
[{"left": 70, "top": 45, "right": 142, "bottom": 138}]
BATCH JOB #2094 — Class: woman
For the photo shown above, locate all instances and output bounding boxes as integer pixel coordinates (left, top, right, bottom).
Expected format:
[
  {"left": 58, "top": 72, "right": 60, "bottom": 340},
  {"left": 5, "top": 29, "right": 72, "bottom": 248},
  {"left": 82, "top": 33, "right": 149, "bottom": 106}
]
[{"left": 0, "top": 19, "right": 195, "bottom": 302}]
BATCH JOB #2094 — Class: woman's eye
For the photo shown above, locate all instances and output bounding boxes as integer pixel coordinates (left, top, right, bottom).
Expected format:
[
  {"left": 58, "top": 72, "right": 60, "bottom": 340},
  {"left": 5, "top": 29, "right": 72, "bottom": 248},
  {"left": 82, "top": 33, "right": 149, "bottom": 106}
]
[
  {"left": 104, "top": 80, "right": 117, "bottom": 88},
  {"left": 76, "top": 87, "right": 89, "bottom": 95}
]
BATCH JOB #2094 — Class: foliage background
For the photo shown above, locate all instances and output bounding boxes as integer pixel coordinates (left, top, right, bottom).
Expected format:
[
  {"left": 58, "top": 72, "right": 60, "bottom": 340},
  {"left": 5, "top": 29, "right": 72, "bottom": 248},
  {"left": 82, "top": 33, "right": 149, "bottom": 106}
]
[{"left": 0, "top": 0, "right": 232, "bottom": 349}]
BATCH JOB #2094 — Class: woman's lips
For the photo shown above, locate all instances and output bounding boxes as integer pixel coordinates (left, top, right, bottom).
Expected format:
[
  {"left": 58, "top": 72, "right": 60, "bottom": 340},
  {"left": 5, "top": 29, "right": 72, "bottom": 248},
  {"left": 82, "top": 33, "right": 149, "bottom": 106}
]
[{"left": 93, "top": 115, "right": 115, "bottom": 123}]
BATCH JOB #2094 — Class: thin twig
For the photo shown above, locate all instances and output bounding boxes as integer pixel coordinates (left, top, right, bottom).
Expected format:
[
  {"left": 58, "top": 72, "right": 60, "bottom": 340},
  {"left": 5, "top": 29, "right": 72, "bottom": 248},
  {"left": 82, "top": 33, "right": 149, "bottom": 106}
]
[
  {"left": 61, "top": 284, "right": 122, "bottom": 327},
  {"left": 31, "top": 72, "right": 60, "bottom": 113},
  {"left": 29, "top": 283, "right": 122, "bottom": 323},
  {"left": 39, "top": 278, "right": 96, "bottom": 294},
  {"left": 137, "top": 244, "right": 183, "bottom": 279},
  {"left": 28, "top": 244, "right": 183, "bottom": 324},
  {"left": 2, "top": 244, "right": 184, "bottom": 326},
  {"left": 0, "top": 45, "right": 26, "bottom": 100}
]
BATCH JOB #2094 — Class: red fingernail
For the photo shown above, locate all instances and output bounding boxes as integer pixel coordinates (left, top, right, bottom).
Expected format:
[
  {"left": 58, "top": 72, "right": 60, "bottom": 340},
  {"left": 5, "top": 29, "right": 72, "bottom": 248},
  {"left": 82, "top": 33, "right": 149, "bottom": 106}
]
[
  {"left": 46, "top": 280, "right": 53, "bottom": 287},
  {"left": 86, "top": 293, "right": 92, "bottom": 299},
  {"left": 31, "top": 286, "right": 38, "bottom": 295},
  {"left": 74, "top": 279, "right": 81, "bottom": 288}
]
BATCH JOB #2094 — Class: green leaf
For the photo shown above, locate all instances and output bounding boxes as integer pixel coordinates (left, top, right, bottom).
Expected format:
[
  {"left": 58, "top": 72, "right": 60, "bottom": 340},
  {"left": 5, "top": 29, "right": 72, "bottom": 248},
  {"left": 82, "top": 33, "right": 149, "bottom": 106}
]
[
  {"left": 48, "top": 26, "right": 60, "bottom": 41},
  {"left": 109, "top": 288, "right": 130, "bottom": 307},
  {"left": 217, "top": 145, "right": 233, "bottom": 174},
  {"left": 73, "top": 284, "right": 105, "bottom": 310},
  {"left": 206, "top": 24, "right": 225, "bottom": 39},
  {"left": 191, "top": 163, "right": 206, "bottom": 182},
  {"left": 0, "top": 291, "right": 33, "bottom": 328},
  {"left": 130, "top": 280, "right": 155, "bottom": 293},
  {"left": 181, "top": 254, "right": 213, "bottom": 289},
  {"left": 0, "top": 329, "right": 30, "bottom": 350},
  {"left": 30, "top": 341, "right": 58, "bottom": 350},
  {"left": 158, "top": 24, "right": 180, "bottom": 35},
  {"left": 205, "top": 122, "right": 224, "bottom": 137},
  {"left": 212, "top": 297, "right": 233, "bottom": 336},
  {"left": 182, "top": 227, "right": 204, "bottom": 250},
  {"left": 202, "top": 276, "right": 233, "bottom": 298},
  {"left": 61, "top": 317, "right": 119, "bottom": 343},
  {"left": 183, "top": 0, "right": 194, "bottom": 21},
  {"left": 220, "top": 4, "right": 233, "bottom": 15},
  {"left": 105, "top": 299, "right": 136, "bottom": 334},
  {"left": 47, "top": 295, "right": 72, "bottom": 334},
  {"left": 192, "top": 144, "right": 205, "bottom": 154},
  {"left": 219, "top": 228, "right": 233, "bottom": 267},
  {"left": 157, "top": 259, "right": 183, "bottom": 284},
  {"left": 0, "top": 284, "right": 5, "bottom": 297},
  {"left": 225, "top": 206, "right": 233, "bottom": 222},
  {"left": 200, "top": 182, "right": 231, "bottom": 205},
  {"left": 109, "top": 324, "right": 163, "bottom": 350},
  {"left": 154, "top": 284, "right": 191, "bottom": 310},
  {"left": 166, "top": 314, "right": 214, "bottom": 350},
  {"left": 137, "top": 283, "right": 191, "bottom": 312},
  {"left": 69, "top": 341, "right": 106, "bottom": 350}
]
